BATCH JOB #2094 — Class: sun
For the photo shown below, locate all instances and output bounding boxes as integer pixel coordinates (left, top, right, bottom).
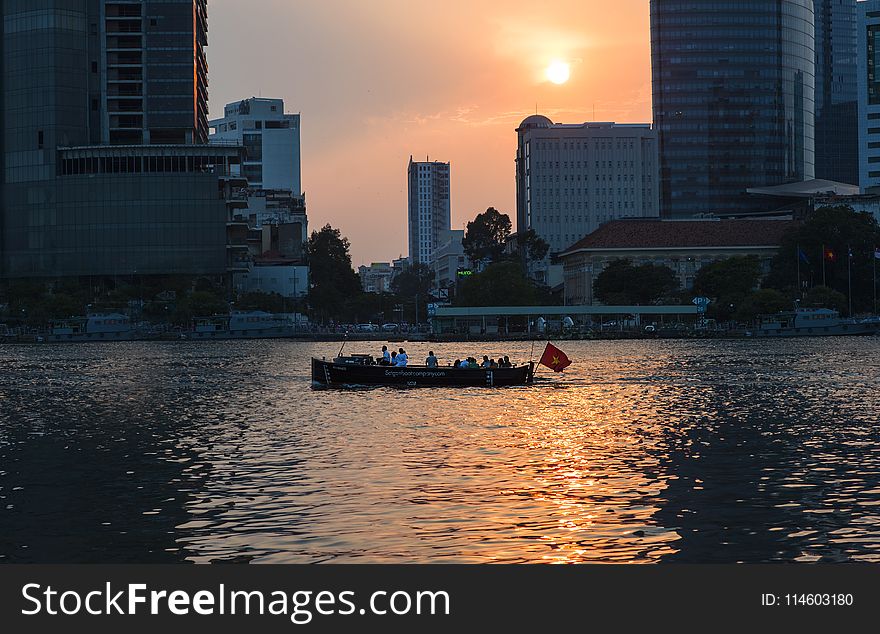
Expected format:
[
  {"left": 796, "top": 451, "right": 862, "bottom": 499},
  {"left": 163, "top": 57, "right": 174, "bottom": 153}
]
[{"left": 546, "top": 60, "right": 571, "bottom": 85}]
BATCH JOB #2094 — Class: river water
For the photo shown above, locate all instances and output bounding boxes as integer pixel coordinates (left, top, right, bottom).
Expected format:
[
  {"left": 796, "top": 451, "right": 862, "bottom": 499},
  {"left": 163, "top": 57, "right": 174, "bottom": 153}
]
[{"left": 1, "top": 338, "right": 879, "bottom": 564}]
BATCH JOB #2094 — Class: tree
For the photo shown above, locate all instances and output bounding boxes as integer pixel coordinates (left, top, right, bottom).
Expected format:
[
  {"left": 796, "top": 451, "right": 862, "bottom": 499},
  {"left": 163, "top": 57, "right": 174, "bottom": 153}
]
[
  {"left": 514, "top": 228, "right": 550, "bottom": 264},
  {"left": 307, "top": 224, "right": 361, "bottom": 322},
  {"left": 456, "top": 261, "right": 553, "bottom": 307},
  {"left": 765, "top": 205, "right": 880, "bottom": 312},
  {"left": 802, "top": 285, "right": 847, "bottom": 314},
  {"left": 390, "top": 262, "right": 434, "bottom": 323},
  {"left": 593, "top": 259, "right": 679, "bottom": 305},
  {"left": 734, "top": 289, "right": 790, "bottom": 323},
  {"left": 693, "top": 256, "right": 762, "bottom": 298},
  {"left": 462, "top": 207, "right": 512, "bottom": 265}
]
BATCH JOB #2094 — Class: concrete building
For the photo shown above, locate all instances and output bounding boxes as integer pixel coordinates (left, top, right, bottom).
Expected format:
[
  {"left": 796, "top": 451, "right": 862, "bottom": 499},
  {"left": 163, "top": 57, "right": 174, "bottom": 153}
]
[
  {"left": 814, "top": 0, "right": 859, "bottom": 185},
  {"left": 431, "top": 229, "right": 469, "bottom": 293},
  {"left": 0, "top": 0, "right": 242, "bottom": 279},
  {"left": 210, "top": 98, "right": 302, "bottom": 194},
  {"left": 858, "top": 1, "right": 880, "bottom": 193},
  {"left": 407, "top": 158, "right": 450, "bottom": 265},
  {"left": 559, "top": 219, "right": 795, "bottom": 306},
  {"left": 358, "top": 262, "right": 394, "bottom": 294},
  {"left": 514, "top": 116, "right": 660, "bottom": 285},
  {"left": 651, "top": 0, "right": 816, "bottom": 217}
]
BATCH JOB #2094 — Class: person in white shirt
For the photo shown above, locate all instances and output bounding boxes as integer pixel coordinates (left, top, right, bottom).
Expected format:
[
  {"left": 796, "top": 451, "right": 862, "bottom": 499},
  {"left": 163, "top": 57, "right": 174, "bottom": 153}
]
[
  {"left": 426, "top": 351, "right": 438, "bottom": 368},
  {"left": 381, "top": 345, "right": 391, "bottom": 365},
  {"left": 396, "top": 348, "right": 408, "bottom": 367}
]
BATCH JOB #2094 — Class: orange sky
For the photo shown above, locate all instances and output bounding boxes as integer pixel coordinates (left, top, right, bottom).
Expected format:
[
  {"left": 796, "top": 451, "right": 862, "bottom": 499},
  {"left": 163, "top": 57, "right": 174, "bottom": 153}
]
[{"left": 208, "top": 0, "right": 653, "bottom": 266}]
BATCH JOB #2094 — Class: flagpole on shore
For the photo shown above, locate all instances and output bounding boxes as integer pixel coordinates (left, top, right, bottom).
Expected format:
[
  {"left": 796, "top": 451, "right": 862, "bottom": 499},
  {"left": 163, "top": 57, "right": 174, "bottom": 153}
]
[
  {"left": 821, "top": 244, "right": 826, "bottom": 287},
  {"left": 848, "top": 245, "right": 853, "bottom": 318}
]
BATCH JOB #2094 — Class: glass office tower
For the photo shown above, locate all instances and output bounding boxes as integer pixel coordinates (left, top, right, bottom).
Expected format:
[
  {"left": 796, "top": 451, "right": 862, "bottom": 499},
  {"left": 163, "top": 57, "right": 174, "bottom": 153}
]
[
  {"left": 814, "top": 0, "right": 858, "bottom": 185},
  {"left": 651, "top": 0, "right": 816, "bottom": 217}
]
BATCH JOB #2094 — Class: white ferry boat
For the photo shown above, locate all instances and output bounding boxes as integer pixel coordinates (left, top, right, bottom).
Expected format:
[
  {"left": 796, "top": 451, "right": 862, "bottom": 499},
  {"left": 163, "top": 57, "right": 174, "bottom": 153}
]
[
  {"left": 748, "top": 308, "right": 880, "bottom": 338},
  {"left": 46, "top": 313, "right": 139, "bottom": 342},
  {"left": 189, "top": 311, "right": 299, "bottom": 339}
]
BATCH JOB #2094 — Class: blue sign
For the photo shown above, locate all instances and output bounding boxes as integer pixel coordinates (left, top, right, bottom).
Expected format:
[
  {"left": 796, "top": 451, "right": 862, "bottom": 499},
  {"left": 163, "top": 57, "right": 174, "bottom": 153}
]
[{"left": 693, "top": 296, "right": 711, "bottom": 307}]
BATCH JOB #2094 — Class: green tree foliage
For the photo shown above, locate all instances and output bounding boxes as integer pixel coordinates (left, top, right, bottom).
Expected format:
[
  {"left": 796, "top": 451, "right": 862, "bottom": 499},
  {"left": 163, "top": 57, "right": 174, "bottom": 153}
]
[
  {"left": 234, "top": 291, "right": 286, "bottom": 313},
  {"left": 390, "top": 262, "right": 435, "bottom": 323},
  {"left": 307, "top": 224, "right": 361, "bottom": 321},
  {"left": 462, "top": 207, "right": 512, "bottom": 265},
  {"left": 765, "top": 206, "right": 880, "bottom": 312},
  {"left": 172, "top": 290, "right": 227, "bottom": 325},
  {"left": 593, "top": 259, "right": 679, "bottom": 305},
  {"left": 802, "top": 285, "right": 848, "bottom": 313},
  {"left": 455, "top": 261, "right": 553, "bottom": 307},
  {"left": 693, "top": 256, "right": 762, "bottom": 298},
  {"left": 734, "top": 289, "right": 790, "bottom": 323},
  {"left": 514, "top": 228, "right": 550, "bottom": 263}
]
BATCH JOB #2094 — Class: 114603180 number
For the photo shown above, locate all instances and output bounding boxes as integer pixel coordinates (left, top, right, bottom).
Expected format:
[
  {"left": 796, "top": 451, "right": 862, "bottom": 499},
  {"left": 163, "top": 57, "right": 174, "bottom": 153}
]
[{"left": 784, "top": 594, "right": 854, "bottom": 607}]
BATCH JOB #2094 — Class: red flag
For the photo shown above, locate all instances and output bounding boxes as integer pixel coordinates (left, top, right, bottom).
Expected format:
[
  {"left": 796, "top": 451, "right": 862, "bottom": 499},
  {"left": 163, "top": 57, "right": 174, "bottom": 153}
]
[
  {"left": 539, "top": 343, "right": 572, "bottom": 372},
  {"left": 824, "top": 247, "right": 836, "bottom": 263}
]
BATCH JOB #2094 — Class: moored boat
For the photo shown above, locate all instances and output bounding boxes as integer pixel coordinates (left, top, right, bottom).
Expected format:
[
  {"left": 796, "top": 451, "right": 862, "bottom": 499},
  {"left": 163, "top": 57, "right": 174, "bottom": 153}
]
[
  {"left": 746, "top": 308, "right": 880, "bottom": 338},
  {"left": 312, "top": 355, "right": 535, "bottom": 388}
]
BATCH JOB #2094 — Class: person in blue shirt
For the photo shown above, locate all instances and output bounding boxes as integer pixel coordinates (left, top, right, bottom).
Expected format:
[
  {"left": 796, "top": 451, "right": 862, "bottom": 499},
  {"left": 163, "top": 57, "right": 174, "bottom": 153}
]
[
  {"left": 426, "top": 351, "right": 439, "bottom": 367},
  {"left": 380, "top": 345, "right": 391, "bottom": 365}
]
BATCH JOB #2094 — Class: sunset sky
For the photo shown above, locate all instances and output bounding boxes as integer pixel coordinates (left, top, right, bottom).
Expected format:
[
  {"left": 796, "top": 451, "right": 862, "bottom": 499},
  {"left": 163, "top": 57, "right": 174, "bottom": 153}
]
[{"left": 208, "top": 0, "right": 653, "bottom": 266}]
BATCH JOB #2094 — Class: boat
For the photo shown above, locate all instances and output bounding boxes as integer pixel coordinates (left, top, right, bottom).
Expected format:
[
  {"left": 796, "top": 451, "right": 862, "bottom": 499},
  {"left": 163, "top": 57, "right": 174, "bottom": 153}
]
[
  {"left": 746, "top": 308, "right": 880, "bottom": 338},
  {"left": 188, "top": 311, "right": 301, "bottom": 340},
  {"left": 312, "top": 354, "right": 535, "bottom": 388},
  {"left": 45, "top": 313, "right": 142, "bottom": 342}
]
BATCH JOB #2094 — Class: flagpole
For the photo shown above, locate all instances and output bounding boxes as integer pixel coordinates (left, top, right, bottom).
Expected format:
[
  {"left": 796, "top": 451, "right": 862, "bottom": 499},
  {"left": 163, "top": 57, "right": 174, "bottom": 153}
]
[
  {"left": 848, "top": 244, "right": 853, "bottom": 318},
  {"left": 796, "top": 244, "right": 801, "bottom": 295},
  {"left": 821, "top": 244, "right": 826, "bottom": 287}
]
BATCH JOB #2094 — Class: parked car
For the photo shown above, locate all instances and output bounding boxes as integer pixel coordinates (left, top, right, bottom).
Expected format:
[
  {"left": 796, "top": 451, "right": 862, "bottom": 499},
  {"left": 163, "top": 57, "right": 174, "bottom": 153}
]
[
  {"left": 356, "top": 323, "right": 376, "bottom": 333},
  {"left": 381, "top": 323, "right": 399, "bottom": 332}
]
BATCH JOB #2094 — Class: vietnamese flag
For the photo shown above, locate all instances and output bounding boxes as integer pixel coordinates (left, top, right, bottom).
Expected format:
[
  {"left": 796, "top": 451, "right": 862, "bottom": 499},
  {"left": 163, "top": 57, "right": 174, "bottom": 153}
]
[
  {"left": 539, "top": 343, "right": 572, "bottom": 372},
  {"left": 824, "top": 247, "right": 836, "bottom": 263}
]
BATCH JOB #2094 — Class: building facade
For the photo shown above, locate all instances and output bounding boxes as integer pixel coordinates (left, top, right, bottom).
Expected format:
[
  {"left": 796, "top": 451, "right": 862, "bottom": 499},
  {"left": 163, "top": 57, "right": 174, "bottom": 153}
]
[
  {"left": 431, "top": 229, "right": 469, "bottom": 293},
  {"left": 651, "top": 0, "right": 816, "bottom": 217},
  {"left": 407, "top": 158, "right": 450, "bottom": 266},
  {"left": 210, "top": 98, "right": 302, "bottom": 194},
  {"left": 560, "top": 219, "right": 794, "bottom": 306},
  {"left": 858, "top": 1, "right": 880, "bottom": 193},
  {"left": 515, "top": 116, "right": 660, "bottom": 257},
  {"left": 0, "top": 0, "right": 236, "bottom": 279},
  {"left": 358, "top": 262, "right": 395, "bottom": 294},
  {"left": 814, "top": 0, "right": 858, "bottom": 185}
]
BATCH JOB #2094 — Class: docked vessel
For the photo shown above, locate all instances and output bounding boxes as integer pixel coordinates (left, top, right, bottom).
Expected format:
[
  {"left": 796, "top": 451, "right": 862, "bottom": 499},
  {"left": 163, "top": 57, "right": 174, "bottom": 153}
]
[
  {"left": 189, "top": 311, "right": 300, "bottom": 340},
  {"left": 45, "top": 313, "right": 141, "bottom": 343},
  {"left": 747, "top": 308, "right": 880, "bottom": 338},
  {"left": 312, "top": 354, "right": 535, "bottom": 388}
]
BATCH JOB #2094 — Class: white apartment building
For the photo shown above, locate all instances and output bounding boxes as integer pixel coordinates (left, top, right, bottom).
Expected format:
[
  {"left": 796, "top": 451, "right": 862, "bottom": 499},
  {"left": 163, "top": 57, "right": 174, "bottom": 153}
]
[
  {"left": 515, "top": 116, "right": 660, "bottom": 256},
  {"left": 210, "top": 97, "right": 302, "bottom": 194},
  {"left": 407, "top": 158, "right": 451, "bottom": 265},
  {"left": 858, "top": 1, "right": 880, "bottom": 193}
]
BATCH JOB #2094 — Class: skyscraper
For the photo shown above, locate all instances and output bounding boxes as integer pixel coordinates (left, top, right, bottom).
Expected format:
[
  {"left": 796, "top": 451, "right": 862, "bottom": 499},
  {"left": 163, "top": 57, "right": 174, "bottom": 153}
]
[
  {"left": 0, "top": 0, "right": 242, "bottom": 279},
  {"left": 858, "top": 0, "right": 880, "bottom": 192},
  {"left": 814, "top": 0, "right": 858, "bottom": 185},
  {"left": 651, "top": 0, "right": 816, "bottom": 217},
  {"left": 407, "top": 158, "right": 451, "bottom": 266}
]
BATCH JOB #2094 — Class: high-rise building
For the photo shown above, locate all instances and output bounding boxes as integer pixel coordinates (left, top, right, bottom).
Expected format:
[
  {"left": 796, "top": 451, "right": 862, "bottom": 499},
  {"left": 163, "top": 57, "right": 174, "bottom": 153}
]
[
  {"left": 858, "top": 0, "right": 880, "bottom": 192},
  {"left": 515, "top": 117, "right": 660, "bottom": 256},
  {"left": 407, "top": 158, "right": 450, "bottom": 266},
  {"left": 0, "top": 0, "right": 243, "bottom": 279},
  {"left": 103, "top": 0, "right": 209, "bottom": 145},
  {"left": 814, "top": 0, "right": 858, "bottom": 185},
  {"left": 210, "top": 98, "right": 302, "bottom": 194},
  {"left": 650, "top": 0, "right": 816, "bottom": 217}
]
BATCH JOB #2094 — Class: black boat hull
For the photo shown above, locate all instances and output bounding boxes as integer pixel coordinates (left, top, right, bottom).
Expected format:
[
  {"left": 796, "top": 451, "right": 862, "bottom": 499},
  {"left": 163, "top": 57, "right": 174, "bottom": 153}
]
[{"left": 311, "top": 358, "right": 534, "bottom": 387}]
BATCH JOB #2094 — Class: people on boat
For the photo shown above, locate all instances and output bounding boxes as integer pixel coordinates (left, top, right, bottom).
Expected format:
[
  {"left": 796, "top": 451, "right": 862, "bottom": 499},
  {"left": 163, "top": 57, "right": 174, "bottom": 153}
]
[
  {"left": 453, "top": 359, "right": 461, "bottom": 368},
  {"left": 397, "top": 348, "right": 408, "bottom": 366},
  {"left": 481, "top": 355, "right": 492, "bottom": 368},
  {"left": 426, "top": 351, "right": 439, "bottom": 368},
  {"left": 390, "top": 350, "right": 398, "bottom": 365},
  {"left": 380, "top": 345, "right": 391, "bottom": 365},
  {"left": 502, "top": 356, "right": 512, "bottom": 368}
]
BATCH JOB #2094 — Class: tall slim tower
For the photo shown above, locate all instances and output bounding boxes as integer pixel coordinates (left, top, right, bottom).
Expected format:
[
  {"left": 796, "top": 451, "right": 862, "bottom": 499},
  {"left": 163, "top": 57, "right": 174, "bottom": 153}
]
[
  {"left": 407, "top": 158, "right": 451, "bottom": 266},
  {"left": 814, "top": 0, "right": 858, "bottom": 185},
  {"left": 103, "top": 0, "right": 209, "bottom": 145},
  {"left": 651, "top": 0, "right": 816, "bottom": 217}
]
